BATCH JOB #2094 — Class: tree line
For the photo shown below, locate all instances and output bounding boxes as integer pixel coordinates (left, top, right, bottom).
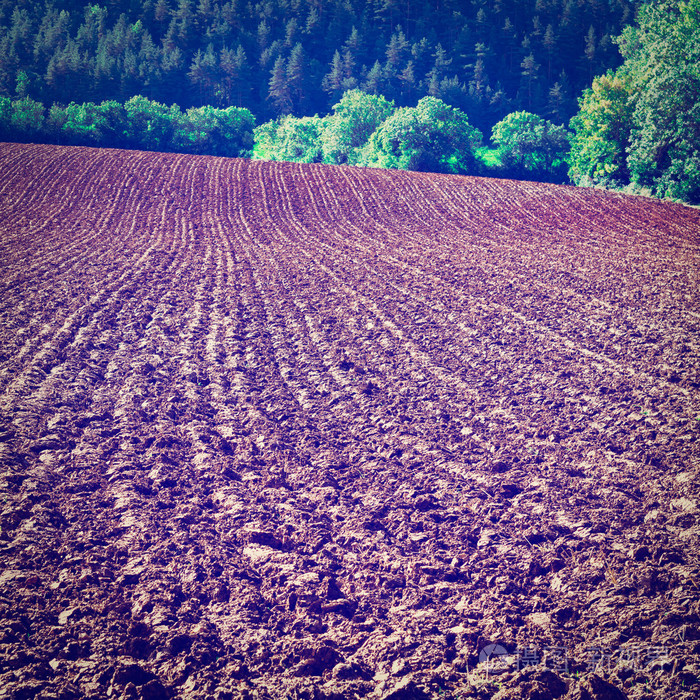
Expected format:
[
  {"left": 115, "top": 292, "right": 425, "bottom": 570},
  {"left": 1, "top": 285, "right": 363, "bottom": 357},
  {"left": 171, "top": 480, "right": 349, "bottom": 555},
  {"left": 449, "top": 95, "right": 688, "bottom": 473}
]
[
  {"left": 0, "top": 95, "right": 254, "bottom": 156},
  {"left": 254, "top": 90, "right": 570, "bottom": 182},
  {"left": 0, "top": 90, "right": 571, "bottom": 183}
]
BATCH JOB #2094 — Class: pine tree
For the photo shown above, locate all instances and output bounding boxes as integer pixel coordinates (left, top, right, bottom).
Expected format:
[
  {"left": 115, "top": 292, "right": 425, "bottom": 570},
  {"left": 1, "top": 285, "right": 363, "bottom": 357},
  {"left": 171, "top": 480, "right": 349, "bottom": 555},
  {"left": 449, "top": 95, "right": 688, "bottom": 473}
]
[
  {"left": 188, "top": 43, "right": 216, "bottom": 104},
  {"left": 385, "top": 28, "right": 408, "bottom": 71},
  {"left": 375, "top": 0, "right": 399, "bottom": 33},
  {"left": 161, "top": 44, "right": 184, "bottom": 102},
  {"left": 426, "top": 43, "right": 451, "bottom": 97},
  {"left": 343, "top": 49, "right": 356, "bottom": 84},
  {"left": 154, "top": 0, "right": 170, "bottom": 27},
  {"left": 363, "top": 60, "right": 385, "bottom": 94},
  {"left": 9, "top": 8, "right": 33, "bottom": 64},
  {"left": 138, "top": 32, "right": 162, "bottom": 98},
  {"left": 546, "top": 81, "right": 566, "bottom": 123},
  {"left": 285, "top": 18, "right": 299, "bottom": 48},
  {"left": 76, "top": 5, "right": 108, "bottom": 54},
  {"left": 410, "top": 37, "right": 432, "bottom": 82},
  {"left": 398, "top": 60, "right": 415, "bottom": 103},
  {"left": 268, "top": 56, "right": 291, "bottom": 114},
  {"left": 343, "top": 26, "right": 360, "bottom": 55},
  {"left": 584, "top": 25, "right": 596, "bottom": 82},
  {"left": 34, "top": 8, "right": 71, "bottom": 64},
  {"left": 384, "top": 27, "right": 408, "bottom": 98},
  {"left": 322, "top": 50, "right": 344, "bottom": 98},
  {"left": 468, "top": 44, "right": 489, "bottom": 104},
  {"left": 305, "top": 7, "right": 320, "bottom": 35},
  {"left": 543, "top": 24, "right": 556, "bottom": 81},
  {"left": 174, "top": 0, "right": 196, "bottom": 48},
  {"left": 519, "top": 53, "right": 540, "bottom": 111},
  {"left": 196, "top": 0, "right": 215, "bottom": 32},
  {"left": 475, "top": 8, "right": 488, "bottom": 43},
  {"left": 257, "top": 21, "right": 271, "bottom": 51},
  {"left": 286, "top": 43, "right": 306, "bottom": 112},
  {"left": 220, "top": 45, "right": 249, "bottom": 106}
]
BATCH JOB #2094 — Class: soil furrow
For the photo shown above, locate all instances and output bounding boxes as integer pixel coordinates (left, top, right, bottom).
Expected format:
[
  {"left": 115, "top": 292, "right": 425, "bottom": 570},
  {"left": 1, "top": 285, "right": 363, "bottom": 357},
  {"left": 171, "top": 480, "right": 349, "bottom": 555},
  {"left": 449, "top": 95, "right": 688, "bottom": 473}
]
[{"left": 1, "top": 145, "right": 699, "bottom": 700}]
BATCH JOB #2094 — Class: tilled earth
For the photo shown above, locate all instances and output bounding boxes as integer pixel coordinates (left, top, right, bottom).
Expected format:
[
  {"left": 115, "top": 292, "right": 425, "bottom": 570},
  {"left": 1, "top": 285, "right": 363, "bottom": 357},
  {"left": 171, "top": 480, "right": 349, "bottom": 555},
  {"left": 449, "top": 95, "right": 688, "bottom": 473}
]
[{"left": 1, "top": 143, "right": 699, "bottom": 700}]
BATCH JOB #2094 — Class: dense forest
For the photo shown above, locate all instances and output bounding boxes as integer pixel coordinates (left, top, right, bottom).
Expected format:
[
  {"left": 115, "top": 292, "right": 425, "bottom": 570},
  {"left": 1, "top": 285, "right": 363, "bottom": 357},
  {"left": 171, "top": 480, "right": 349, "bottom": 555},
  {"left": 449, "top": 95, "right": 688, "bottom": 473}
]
[{"left": 0, "top": 0, "right": 637, "bottom": 134}]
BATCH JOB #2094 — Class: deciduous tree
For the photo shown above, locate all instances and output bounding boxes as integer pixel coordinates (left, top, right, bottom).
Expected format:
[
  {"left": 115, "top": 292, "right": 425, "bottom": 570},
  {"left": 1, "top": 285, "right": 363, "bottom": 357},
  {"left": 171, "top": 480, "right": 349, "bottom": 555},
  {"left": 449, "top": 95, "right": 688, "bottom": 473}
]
[
  {"left": 491, "top": 110, "right": 571, "bottom": 182},
  {"left": 568, "top": 72, "right": 633, "bottom": 187},
  {"left": 360, "top": 96, "right": 481, "bottom": 174},
  {"left": 321, "top": 89, "right": 394, "bottom": 165}
]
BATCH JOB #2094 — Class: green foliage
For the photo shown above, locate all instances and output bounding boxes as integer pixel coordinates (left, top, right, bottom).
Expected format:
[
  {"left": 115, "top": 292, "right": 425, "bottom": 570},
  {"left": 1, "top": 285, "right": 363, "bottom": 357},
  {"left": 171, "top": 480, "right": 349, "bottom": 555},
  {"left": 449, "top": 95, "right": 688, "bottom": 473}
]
[
  {"left": 173, "top": 105, "right": 255, "bottom": 157},
  {"left": 621, "top": 0, "right": 700, "bottom": 202},
  {"left": 360, "top": 97, "right": 482, "bottom": 174},
  {"left": 321, "top": 90, "right": 395, "bottom": 165},
  {"left": 253, "top": 115, "right": 324, "bottom": 163},
  {"left": 568, "top": 73, "right": 634, "bottom": 187},
  {"left": 475, "top": 146, "right": 503, "bottom": 171},
  {"left": 123, "top": 96, "right": 181, "bottom": 151},
  {"left": 0, "top": 94, "right": 254, "bottom": 158},
  {"left": 48, "top": 101, "right": 109, "bottom": 145},
  {"left": 570, "top": 0, "right": 700, "bottom": 202},
  {"left": 491, "top": 111, "right": 571, "bottom": 182},
  {"left": 10, "top": 97, "right": 45, "bottom": 138},
  {"left": 96, "top": 101, "right": 131, "bottom": 148}
]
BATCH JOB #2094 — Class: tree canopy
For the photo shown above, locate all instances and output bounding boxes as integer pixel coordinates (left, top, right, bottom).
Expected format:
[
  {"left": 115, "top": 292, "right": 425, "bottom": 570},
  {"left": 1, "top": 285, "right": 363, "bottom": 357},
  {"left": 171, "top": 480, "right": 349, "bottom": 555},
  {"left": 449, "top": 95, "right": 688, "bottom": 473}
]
[
  {"left": 320, "top": 90, "right": 395, "bottom": 165},
  {"left": 621, "top": 0, "right": 700, "bottom": 201},
  {"left": 568, "top": 72, "right": 635, "bottom": 187},
  {"left": 360, "top": 97, "right": 482, "bottom": 175},
  {"left": 491, "top": 111, "right": 571, "bottom": 182},
  {"left": 254, "top": 115, "right": 325, "bottom": 163},
  {"left": 569, "top": 0, "right": 700, "bottom": 202}
]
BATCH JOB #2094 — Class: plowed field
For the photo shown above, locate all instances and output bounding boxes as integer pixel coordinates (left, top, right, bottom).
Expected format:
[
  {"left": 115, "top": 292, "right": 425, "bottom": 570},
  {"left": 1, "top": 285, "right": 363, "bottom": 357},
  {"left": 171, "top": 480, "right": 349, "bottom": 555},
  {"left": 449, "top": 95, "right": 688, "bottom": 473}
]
[{"left": 1, "top": 142, "right": 700, "bottom": 700}]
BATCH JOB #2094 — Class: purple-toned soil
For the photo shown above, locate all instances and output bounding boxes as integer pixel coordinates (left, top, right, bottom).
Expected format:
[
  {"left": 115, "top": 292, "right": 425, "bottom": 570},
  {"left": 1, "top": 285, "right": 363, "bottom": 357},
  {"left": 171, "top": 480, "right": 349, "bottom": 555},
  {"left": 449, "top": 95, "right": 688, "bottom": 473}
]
[{"left": 1, "top": 143, "right": 699, "bottom": 700}]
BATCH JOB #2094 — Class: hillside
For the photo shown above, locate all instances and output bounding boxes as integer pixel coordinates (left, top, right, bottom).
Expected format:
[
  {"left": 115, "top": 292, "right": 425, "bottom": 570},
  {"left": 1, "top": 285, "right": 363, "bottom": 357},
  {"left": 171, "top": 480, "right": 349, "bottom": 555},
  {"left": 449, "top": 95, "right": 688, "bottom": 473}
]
[
  {"left": 1, "top": 0, "right": 635, "bottom": 129},
  {"left": 0, "top": 143, "right": 699, "bottom": 700}
]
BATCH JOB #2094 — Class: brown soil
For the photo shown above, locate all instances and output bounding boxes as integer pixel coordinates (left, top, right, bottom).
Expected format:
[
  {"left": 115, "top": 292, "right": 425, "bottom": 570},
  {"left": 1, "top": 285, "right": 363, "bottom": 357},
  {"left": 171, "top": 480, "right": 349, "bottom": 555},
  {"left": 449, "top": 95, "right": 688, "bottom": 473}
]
[{"left": 0, "top": 142, "right": 699, "bottom": 700}]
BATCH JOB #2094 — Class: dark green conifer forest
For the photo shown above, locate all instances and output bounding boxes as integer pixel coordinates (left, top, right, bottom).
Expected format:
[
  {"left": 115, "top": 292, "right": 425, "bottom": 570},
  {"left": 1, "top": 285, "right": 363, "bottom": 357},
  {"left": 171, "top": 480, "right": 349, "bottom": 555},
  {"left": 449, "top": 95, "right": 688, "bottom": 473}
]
[{"left": 0, "top": 0, "right": 634, "bottom": 132}]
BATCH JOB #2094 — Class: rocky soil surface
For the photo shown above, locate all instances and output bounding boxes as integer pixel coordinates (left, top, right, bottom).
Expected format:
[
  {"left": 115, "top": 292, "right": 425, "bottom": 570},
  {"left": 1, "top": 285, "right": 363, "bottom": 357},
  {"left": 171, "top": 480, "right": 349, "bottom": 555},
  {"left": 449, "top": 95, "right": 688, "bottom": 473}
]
[{"left": 0, "top": 143, "right": 699, "bottom": 700}]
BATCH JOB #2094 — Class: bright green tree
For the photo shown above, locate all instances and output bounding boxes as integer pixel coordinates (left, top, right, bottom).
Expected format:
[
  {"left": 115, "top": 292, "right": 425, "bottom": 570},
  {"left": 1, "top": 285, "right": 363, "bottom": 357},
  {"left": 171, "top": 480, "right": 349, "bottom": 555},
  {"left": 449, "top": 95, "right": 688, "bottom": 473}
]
[
  {"left": 492, "top": 111, "right": 571, "bottom": 182},
  {"left": 253, "top": 115, "right": 325, "bottom": 163},
  {"left": 569, "top": 0, "right": 700, "bottom": 202},
  {"left": 568, "top": 72, "right": 634, "bottom": 186},
  {"left": 174, "top": 104, "right": 255, "bottom": 156},
  {"left": 10, "top": 97, "right": 45, "bottom": 139},
  {"left": 48, "top": 101, "right": 105, "bottom": 145},
  {"left": 321, "top": 89, "right": 394, "bottom": 165},
  {"left": 360, "top": 96, "right": 481, "bottom": 174},
  {"left": 620, "top": 0, "right": 700, "bottom": 201},
  {"left": 123, "top": 95, "right": 181, "bottom": 151}
]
